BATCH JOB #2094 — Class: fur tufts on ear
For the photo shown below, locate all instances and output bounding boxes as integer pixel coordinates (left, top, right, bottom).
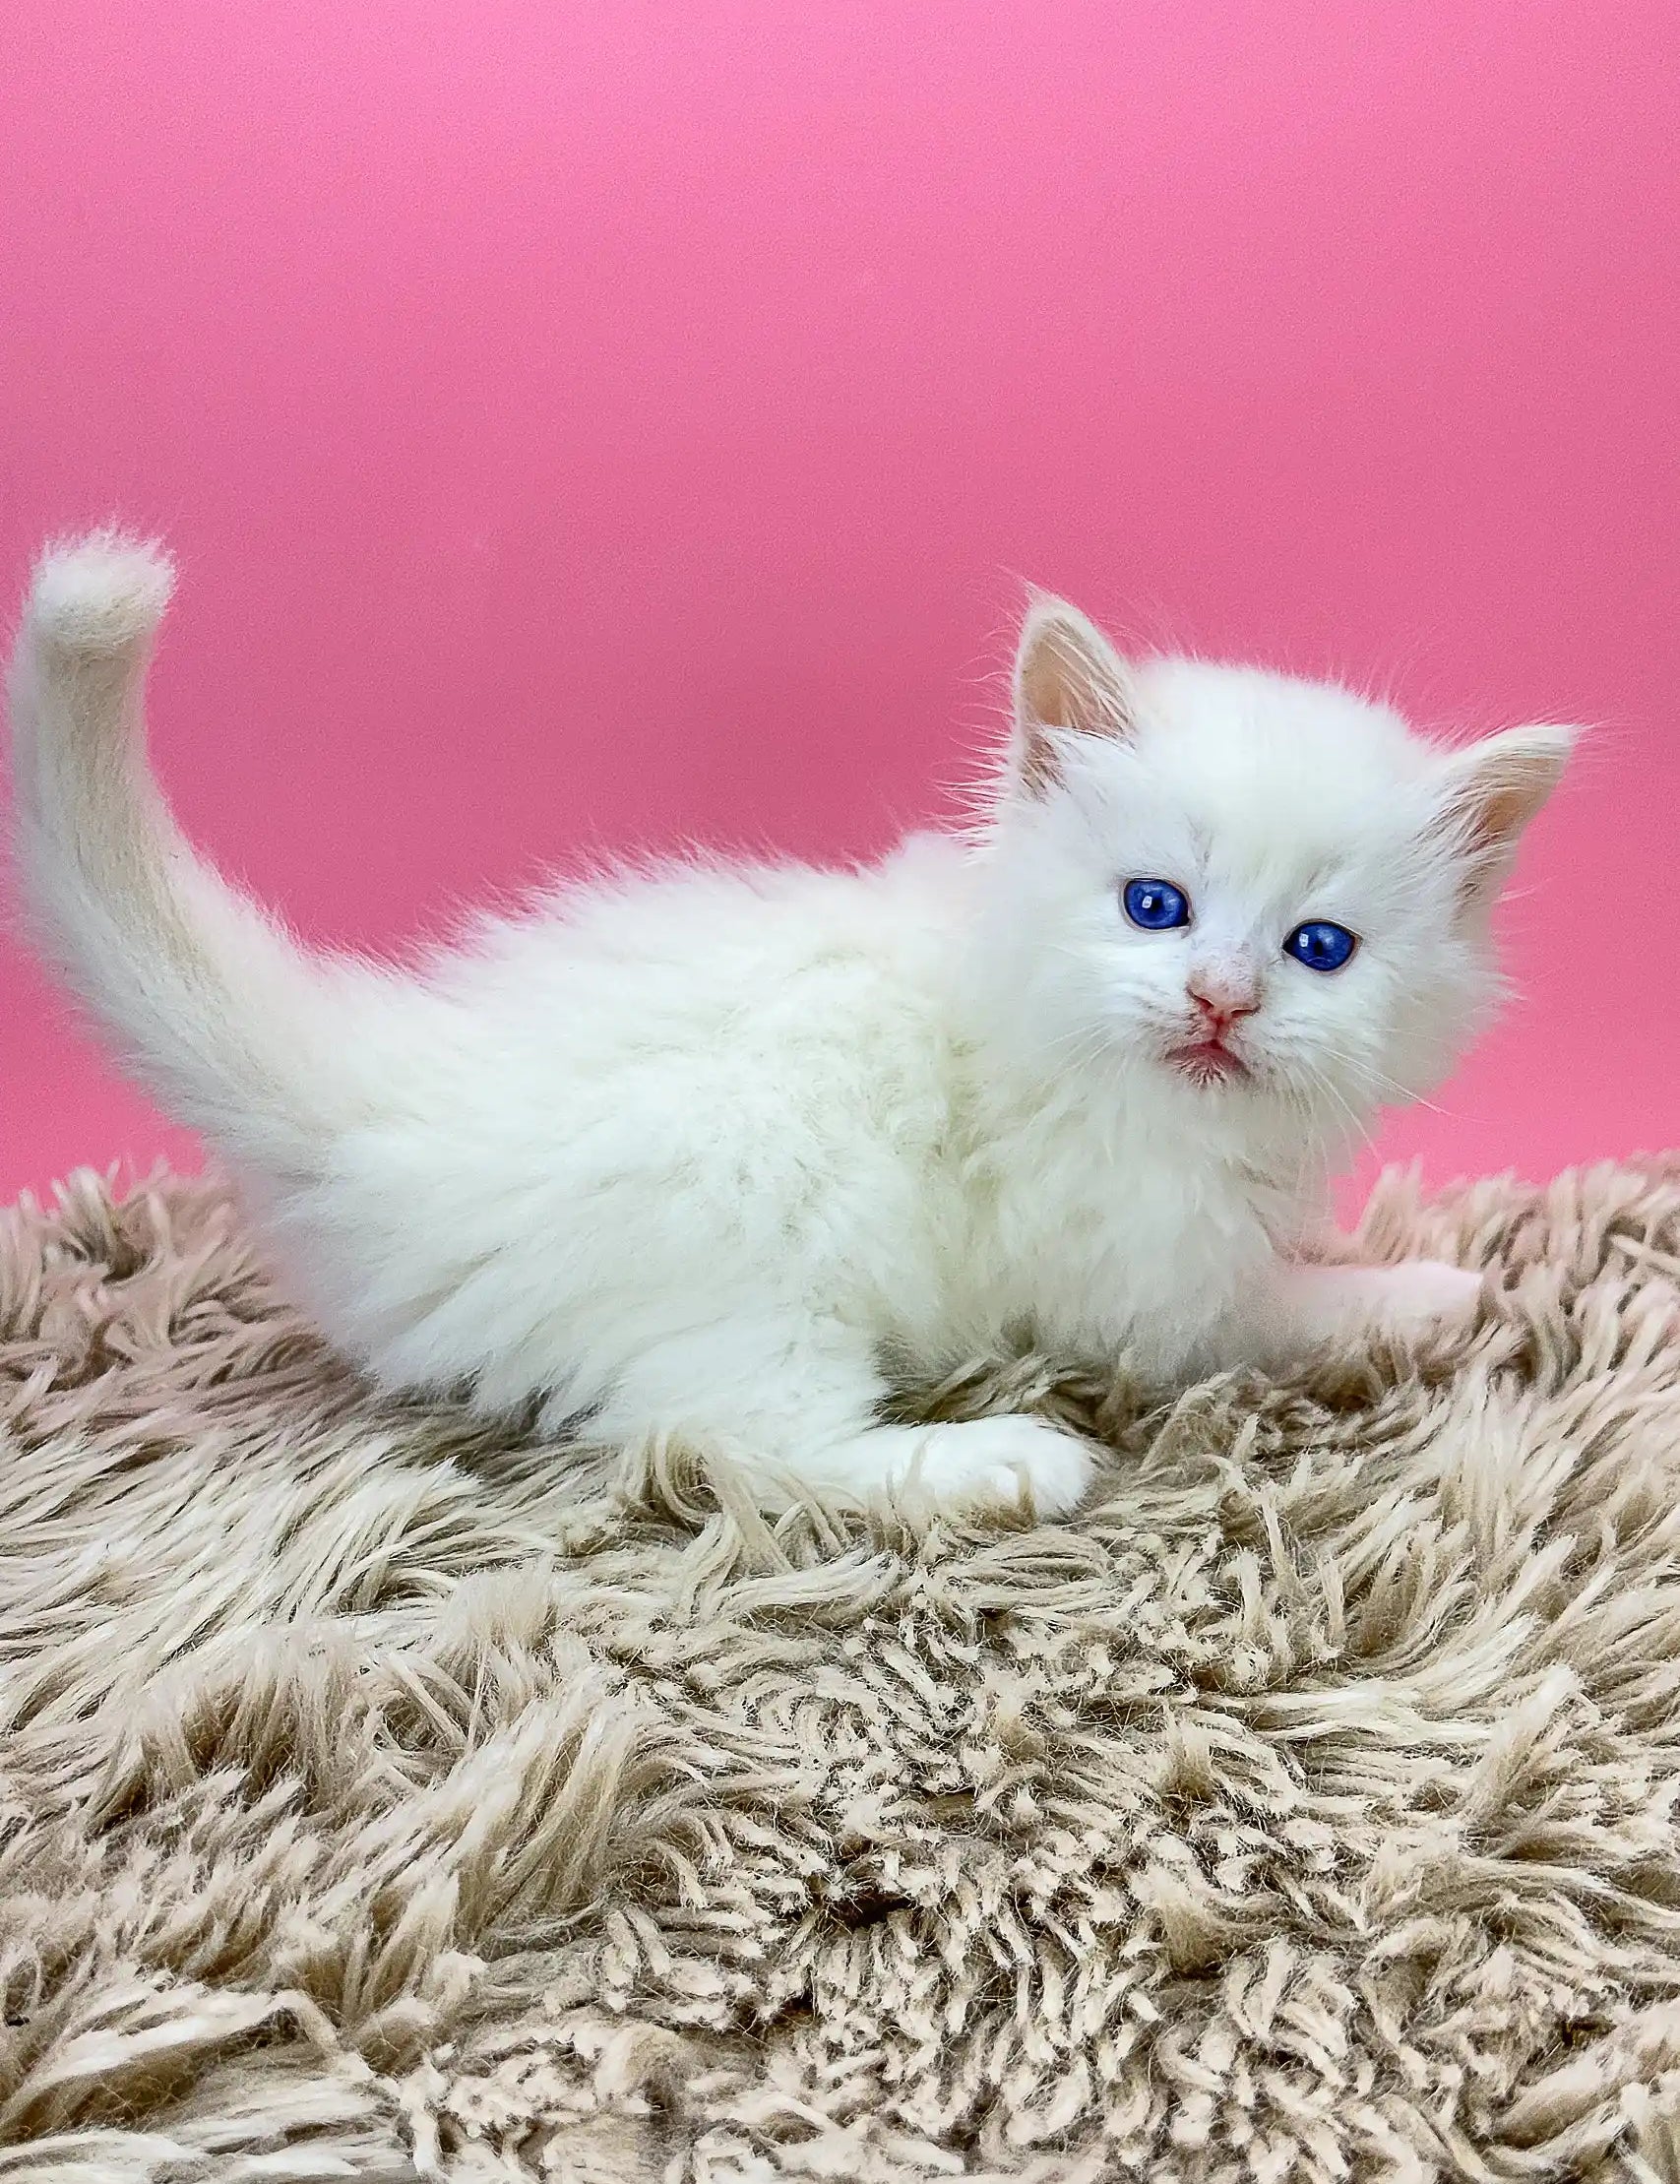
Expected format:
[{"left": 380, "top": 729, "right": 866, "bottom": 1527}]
[
  {"left": 1011, "top": 596, "right": 1137, "bottom": 794},
  {"left": 1437, "top": 723, "right": 1577, "bottom": 909}
]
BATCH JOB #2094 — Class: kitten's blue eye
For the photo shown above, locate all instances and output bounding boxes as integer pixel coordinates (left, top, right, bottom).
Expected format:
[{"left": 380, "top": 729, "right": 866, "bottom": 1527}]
[
  {"left": 1122, "top": 879, "right": 1191, "bottom": 931},
  {"left": 1285, "top": 920, "right": 1359, "bottom": 972}
]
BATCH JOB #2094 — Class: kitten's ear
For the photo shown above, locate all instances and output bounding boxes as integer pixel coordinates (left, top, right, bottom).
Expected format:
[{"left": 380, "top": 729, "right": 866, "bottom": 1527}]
[
  {"left": 1012, "top": 595, "right": 1138, "bottom": 794},
  {"left": 1436, "top": 724, "right": 1577, "bottom": 909}
]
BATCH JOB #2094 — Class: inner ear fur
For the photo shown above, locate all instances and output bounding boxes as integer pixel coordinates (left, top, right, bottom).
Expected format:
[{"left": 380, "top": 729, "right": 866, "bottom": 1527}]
[{"left": 1012, "top": 596, "right": 1137, "bottom": 793}]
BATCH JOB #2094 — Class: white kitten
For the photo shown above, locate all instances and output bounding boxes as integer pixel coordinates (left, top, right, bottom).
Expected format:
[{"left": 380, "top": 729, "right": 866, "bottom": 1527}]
[{"left": 8, "top": 537, "right": 1572, "bottom": 1517}]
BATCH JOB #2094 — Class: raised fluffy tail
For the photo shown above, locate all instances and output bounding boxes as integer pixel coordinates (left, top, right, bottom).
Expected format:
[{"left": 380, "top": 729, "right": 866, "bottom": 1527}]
[{"left": 8, "top": 533, "right": 385, "bottom": 1179}]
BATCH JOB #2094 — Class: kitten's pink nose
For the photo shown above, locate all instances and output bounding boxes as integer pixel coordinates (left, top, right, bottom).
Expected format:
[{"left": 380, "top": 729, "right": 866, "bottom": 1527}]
[{"left": 1187, "top": 967, "right": 1260, "bottom": 1030}]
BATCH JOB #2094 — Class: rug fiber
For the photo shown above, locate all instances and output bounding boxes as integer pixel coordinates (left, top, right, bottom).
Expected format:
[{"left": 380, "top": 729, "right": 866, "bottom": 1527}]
[{"left": 4, "top": 1163, "right": 1680, "bottom": 2182}]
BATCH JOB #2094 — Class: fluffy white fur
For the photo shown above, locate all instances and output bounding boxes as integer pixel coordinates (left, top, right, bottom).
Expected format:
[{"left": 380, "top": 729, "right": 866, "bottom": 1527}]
[{"left": 7, "top": 535, "right": 1574, "bottom": 1516}]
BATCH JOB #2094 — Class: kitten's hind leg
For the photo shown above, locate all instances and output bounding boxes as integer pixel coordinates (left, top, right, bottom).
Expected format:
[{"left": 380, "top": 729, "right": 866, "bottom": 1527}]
[{"left": 589, "top": 1314, "right": 1093, "bottom": 1520}]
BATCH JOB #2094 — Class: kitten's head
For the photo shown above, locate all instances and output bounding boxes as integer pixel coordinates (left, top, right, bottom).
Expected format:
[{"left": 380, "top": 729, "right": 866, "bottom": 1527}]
[{"left": 976, "top": 596, "right": 1573, "bottom": 1168}]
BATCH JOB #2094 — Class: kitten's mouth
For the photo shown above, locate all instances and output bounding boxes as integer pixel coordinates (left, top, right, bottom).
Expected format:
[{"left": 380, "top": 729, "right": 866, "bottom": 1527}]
[{"left": 1165, "top": 1036, "right": 1251, "bottom": 1085}]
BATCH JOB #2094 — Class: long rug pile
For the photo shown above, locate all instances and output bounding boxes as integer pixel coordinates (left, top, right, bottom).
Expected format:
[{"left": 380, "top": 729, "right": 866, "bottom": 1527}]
[{"left": 3, "top": 1162, "right": 1680, "bottom": 2181}]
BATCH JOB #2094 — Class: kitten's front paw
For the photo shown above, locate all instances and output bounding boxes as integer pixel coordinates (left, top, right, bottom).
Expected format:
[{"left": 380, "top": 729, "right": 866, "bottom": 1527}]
[
  {"left": 1370, "top": 1259, "right": 1484, "bottom": 1339},
  {"left": 911, "top": 1415, "right": 1094, "bottom": 1519}
]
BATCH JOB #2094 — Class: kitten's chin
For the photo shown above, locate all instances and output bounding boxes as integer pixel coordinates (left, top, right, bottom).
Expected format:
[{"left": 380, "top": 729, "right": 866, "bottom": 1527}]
[{"left": 1162, "top": 1038, "right": 1252, "bottom": 1088}]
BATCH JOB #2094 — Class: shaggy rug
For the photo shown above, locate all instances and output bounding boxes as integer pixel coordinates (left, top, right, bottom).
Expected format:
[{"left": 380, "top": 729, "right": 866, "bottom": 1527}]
[{"left": 3, "top": 1165, "right": 1680, "bottom": 2184}]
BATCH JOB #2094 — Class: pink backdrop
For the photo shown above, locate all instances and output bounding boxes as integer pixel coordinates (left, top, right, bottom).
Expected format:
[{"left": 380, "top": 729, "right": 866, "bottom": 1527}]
[{"left": 2, "top": 0, "right": 1676, "bottom": 1213}]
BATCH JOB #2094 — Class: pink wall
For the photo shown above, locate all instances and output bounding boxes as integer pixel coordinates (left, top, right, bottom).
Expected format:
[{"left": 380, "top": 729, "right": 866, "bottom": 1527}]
[{"left": 2, "top": 0, "right": 1676, "bottom": 1213}]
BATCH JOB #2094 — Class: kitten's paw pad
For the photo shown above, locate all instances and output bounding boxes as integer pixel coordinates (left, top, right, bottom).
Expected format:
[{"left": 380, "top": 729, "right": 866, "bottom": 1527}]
[
  {"left": 911, "top": 1415, "right": 1094, "bottom": 1518},
  {"left": 1374, "top": 1259, "right": 1484, "bottom": 1337}
]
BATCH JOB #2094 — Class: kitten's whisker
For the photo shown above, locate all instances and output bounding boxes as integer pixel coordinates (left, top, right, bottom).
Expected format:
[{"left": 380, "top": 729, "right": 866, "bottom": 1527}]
[
  {"left": 1326, "top": 1049, "right": 1450, "bottom": 1119},
  {"left": 1290, "top": 1059, "right": 1371, "bottom": 1152}
]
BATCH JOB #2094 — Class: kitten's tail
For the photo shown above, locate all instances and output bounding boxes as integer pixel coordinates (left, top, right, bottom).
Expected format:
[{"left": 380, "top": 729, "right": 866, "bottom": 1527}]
[{"left": 8, "top": 532, "right": 385, "bottom": 1178}]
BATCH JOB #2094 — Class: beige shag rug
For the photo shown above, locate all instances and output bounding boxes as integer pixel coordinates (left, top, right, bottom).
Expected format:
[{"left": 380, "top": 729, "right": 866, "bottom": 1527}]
[{"left": 5, "top": 1166, "right": 1680, "bottom": 2184}]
